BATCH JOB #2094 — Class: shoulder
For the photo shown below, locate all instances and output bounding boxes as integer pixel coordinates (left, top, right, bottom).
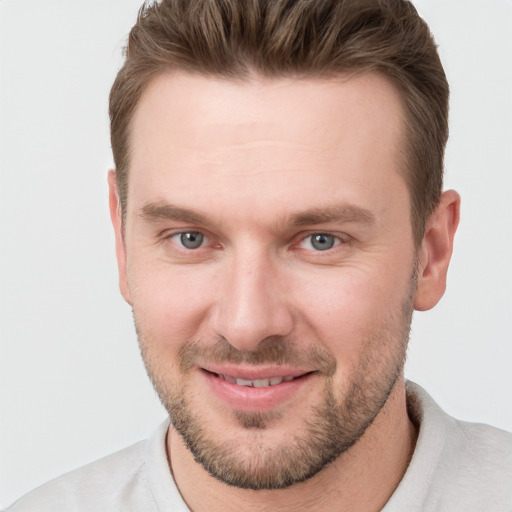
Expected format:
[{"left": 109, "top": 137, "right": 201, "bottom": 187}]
[
  {"left": 436, "top": 416, "right": 512, "bottom": 500},
  {"left": 408, "top": 381, "right": 512, "bottom": 473},
  {"left": 453, "top": 416, "right": 512, "bottom": 468},
  {"left": 397, "top": 382, "right": 512, "bottom": 510},
  {"left": 6, "top": 441, "right": 153, "bottom": 512},
  {"left": 6, "top": 430, "right": 161, "bottom": 512},
  {"left": 7, "top": 418, "right": 189, "bottom": 512}
]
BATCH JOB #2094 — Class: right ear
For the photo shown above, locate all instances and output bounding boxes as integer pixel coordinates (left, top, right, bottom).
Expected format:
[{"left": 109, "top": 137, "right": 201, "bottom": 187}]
[
  {"left": 108, "top": 170, "right": 132, "bottom": 305},
  {"left": 413, "top": 190, "right": 460, "bottom": 311}
]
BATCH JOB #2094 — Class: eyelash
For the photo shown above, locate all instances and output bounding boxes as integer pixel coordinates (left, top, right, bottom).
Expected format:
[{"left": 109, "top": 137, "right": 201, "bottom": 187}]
[
  {"left": 163, "top": 230, "right": 348, "bottom": 253},
  {"left": 297, "top": 233, "right": 344, "bottom": 251},
  {"left": 169, "top": 231, "right": 209, "bottom": 250}
]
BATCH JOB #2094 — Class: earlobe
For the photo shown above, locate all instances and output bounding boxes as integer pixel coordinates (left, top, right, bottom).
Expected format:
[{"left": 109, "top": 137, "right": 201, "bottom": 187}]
[
  {"left": 414, "top": 190, "right": 461, "bottom": 311},
  {"left": 108, "top": 170, "right": 132, "bottom": 305}
]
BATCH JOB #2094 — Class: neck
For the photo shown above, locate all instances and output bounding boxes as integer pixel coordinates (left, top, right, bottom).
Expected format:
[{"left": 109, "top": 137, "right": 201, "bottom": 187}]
[{"left": 168, "top": 379, "right": 417, "bottom": 512}]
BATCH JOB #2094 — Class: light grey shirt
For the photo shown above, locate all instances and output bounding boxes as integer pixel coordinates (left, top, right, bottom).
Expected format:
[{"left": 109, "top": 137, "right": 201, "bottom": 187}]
[{"left": 6, "top": 382, "right": 512, "bottom": 511}]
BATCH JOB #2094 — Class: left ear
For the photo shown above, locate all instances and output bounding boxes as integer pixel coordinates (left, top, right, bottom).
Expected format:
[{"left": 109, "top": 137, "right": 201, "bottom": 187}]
[
  {"left": 414, "top": 190, "right": 461, "bottom": 311},
  {"left": 108, "top": 169, "right": 132, "bottom": 305}
]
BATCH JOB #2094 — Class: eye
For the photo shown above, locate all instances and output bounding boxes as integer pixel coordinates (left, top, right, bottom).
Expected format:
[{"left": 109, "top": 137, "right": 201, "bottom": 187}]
[
  {"left": 172, "top": 231, "right": 206, "bottom": 249},
  {"left": 301, "top": 233, "right": 341, "bottom": 251}
]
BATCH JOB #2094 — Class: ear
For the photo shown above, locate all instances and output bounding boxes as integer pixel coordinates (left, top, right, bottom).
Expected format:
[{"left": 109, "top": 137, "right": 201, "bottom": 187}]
[
  {"left": 108, "top": 170, "right": 132, "bottom": 305},
  {"left": 414, "top": 190, "right": 461, "bottom": 311}
]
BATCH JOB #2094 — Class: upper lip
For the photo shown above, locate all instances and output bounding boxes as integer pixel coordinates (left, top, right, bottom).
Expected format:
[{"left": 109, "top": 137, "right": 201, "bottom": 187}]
[{"left": 200, "top": 364, "right": 314, "bottom": 381}]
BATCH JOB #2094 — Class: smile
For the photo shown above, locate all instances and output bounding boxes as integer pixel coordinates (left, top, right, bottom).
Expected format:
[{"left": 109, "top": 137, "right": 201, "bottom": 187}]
[
  {"left": 217, "top": 374, "right": 296, "bottom": 387},
  {"left": 200, "top": 367, "right": 316, "bottom": 412}
]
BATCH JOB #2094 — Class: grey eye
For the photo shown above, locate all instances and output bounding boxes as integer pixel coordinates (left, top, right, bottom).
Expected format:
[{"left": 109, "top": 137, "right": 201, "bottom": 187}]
[
  {"left": 179, "top": 232, "right": 205, "bottom": 249},
  {"left": 310, "top": 234, "right": 336, "bottom": 251}
]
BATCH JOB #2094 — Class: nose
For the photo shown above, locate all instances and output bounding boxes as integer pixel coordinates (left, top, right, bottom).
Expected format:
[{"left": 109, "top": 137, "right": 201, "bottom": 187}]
[{"left": 211, "top": 248, "right": 294, "bottom": 352}]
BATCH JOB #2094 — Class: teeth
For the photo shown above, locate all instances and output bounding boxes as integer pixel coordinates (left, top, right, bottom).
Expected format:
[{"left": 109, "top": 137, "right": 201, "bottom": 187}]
[
  {"left": 236, "top": 378, "right": 254, "bottom": 387},
  {"left": 220, "top": 375, "right": 296, "bottom": 387}
]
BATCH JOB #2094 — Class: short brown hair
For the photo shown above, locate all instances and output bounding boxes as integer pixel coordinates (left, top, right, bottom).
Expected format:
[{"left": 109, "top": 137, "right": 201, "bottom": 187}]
[{"left": 109, "top": 0, "right": 449, "bottom": 244}]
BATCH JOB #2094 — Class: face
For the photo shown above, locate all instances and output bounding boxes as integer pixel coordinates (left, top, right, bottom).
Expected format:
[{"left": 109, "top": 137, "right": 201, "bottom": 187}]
[{"left": 115, "top": 72, "right": 419, "bottom": 489}]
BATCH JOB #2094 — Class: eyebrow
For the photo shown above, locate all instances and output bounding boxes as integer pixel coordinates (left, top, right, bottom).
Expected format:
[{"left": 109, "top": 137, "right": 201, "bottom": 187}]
[
  {"left": 140, "top": 202, "right": 218, "bottom": 229},
  {"left": 139, "top": 201, "right": 376, "bottom": 229},
  {"left": 289, "top": 205, "right": 376, "bottom": 227}
]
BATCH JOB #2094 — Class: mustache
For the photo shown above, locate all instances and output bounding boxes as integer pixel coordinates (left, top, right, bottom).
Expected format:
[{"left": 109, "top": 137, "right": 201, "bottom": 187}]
[{"left": 178, "top": 336, "right": 337, "bottom": 376}]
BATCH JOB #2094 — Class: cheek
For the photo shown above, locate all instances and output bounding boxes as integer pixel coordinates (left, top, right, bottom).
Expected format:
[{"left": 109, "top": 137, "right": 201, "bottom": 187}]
[
  {"left": 128, "top": 260, "right": 219, "bottom": 348},
  {"left": 293, "top": 265, "right": 412, "bottom": 357}
]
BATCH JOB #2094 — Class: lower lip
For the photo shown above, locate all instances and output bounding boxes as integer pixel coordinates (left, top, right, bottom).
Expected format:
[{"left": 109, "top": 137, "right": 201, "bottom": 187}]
[{"left": 201, "top": 370, "right": 315, "bottom": 413}]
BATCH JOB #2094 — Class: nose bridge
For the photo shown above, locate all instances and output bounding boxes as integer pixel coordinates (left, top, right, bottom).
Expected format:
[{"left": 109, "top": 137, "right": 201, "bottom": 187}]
[{"left": 212, "top": 242, "right": 293, "bottom": 351}]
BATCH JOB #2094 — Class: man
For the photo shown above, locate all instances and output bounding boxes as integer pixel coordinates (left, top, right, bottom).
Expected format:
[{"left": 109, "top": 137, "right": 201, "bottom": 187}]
[{"left": 6, "top": 0, "right": 511, "bottom": 510}]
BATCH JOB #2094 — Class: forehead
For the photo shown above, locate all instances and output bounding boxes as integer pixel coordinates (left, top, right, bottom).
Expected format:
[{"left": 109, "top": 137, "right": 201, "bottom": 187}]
[
  {"left": 127, "top": 71, "right": 408, "bottom": 223},
  {"left": 131, "top": 70, "right": 404, "bottom": 152}
]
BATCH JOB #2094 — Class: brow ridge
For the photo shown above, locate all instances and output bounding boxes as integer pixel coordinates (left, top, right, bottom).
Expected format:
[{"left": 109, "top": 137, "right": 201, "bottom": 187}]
[
  {"left": 139, "top": 201, "right": 376, "bottom": 230},
  {"left": 140, "top": 202, "right": 216, "bottom": 229},
  {"left": 289, "top": 205, "right": 376, "bottom": 227}
]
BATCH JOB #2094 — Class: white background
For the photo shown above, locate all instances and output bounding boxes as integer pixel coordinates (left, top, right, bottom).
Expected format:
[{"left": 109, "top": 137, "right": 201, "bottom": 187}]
[{"left": 1, "top": 0, "right": 511, "bottom": 507}]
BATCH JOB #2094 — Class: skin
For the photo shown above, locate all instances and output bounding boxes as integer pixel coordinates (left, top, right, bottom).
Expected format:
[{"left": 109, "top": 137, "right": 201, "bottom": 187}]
[{"left": 109, "top": 71, "right": 460, "bottom": 511}]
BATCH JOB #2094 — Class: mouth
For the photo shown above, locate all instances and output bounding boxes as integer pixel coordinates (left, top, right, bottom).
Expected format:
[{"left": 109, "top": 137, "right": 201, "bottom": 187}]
[
  {"left": 200, "top": 367, "right": 316, "bottom": 412},
  {"left": 205, "top": 371, "right": 303, "bottom": 388}
]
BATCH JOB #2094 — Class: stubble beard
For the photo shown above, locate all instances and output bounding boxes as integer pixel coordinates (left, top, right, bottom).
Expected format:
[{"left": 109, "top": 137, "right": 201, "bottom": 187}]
[{"left": 136, "top": 276, "right": 416, "bottom": 490}]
